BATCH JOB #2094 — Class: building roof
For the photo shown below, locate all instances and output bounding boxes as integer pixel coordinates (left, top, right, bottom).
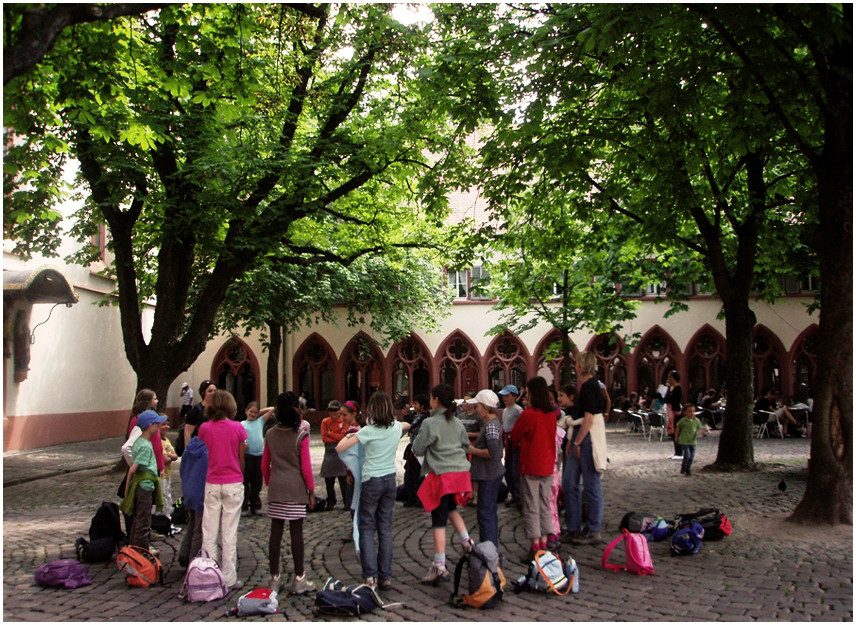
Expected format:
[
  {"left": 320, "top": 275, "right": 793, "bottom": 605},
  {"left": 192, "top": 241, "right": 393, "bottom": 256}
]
[{"left": 4, "top": 265, "right": 78, "bottom": 305}]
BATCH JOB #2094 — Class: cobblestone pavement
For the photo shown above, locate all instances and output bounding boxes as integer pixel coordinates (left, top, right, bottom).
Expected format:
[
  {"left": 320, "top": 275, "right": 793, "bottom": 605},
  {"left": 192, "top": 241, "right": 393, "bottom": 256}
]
[{"left": 3, "top": 428, "right": 852, "bottom": 622}]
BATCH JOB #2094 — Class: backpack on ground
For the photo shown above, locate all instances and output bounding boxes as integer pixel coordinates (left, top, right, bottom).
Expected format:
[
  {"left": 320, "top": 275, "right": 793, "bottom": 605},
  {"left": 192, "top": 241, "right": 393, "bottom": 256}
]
[
  {"left": 602, "top": 529, "right": 655, "bottom": 576},
  {"left": 179, "top": 550, "right": 228, "bottom": 602},
  {"left": 315, "top": 577, "right": 395, "bottom": 616},
  {"left": 227, "top": 587, "right": 280, "bottom": 616},
  {"left": 670, "top": 520, "right": 704, "bottom": 556},
  {"left": 618, "top": 511, "right": 658, "bottom": 534},
  {"left": 116, "top": 545, "right": 163, "bottom": 587},
  {"left": 514, "top": 550, "right": 579, "bottom": 595},
  {"left": 89, "top": 501, "right": 125, "bottom": 545},
  {"left": 450, "top": 541, "right": 507, "bottom": 608},
  {"left": 642, "top": 517, "right": 673, "bottom": 542},
  {"left": 35, "top": 559, "right": 93, "bottom": 589},
  {"left": 151, "top": 513, "right": 174, "bottom": 536},
  {"left": 171, "top": 497, "right": 189, "bottom": 525},
  {"left": 75, "top": 536, "right": 116, "bottom": 562},
  {"left": 674, "top": 508, "right": 732, "bottom": 540}
]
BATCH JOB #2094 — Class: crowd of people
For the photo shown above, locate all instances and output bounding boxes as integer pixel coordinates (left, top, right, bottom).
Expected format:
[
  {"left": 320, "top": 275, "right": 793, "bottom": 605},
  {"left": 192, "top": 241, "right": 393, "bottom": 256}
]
[{"left": 115, "top": 359, "right": 808, "bottom": 599}]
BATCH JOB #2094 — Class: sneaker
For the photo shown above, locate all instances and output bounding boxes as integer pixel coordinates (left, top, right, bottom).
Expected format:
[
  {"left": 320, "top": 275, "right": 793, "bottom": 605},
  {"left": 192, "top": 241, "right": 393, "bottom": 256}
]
[
  {"left": 363, "top": 577, "right": 377, "bottom": 589},
  {"left": 670, "top": 455, "right": 683, "bottom": 460},
  {"left": 421, "top": 564, "right": 450, "bottom": 585},
  {"left": 148, "top": 547, "right": 159, "bottom": 557},
  {"left": 268, "top": 574, "right": 281, "bottom": 592},
  {"left": 461, "top": 538, "right": 475, "bottom": 553},
  {"left": 378, "top": 578, "right": 393, "bottom": 591},
  {"left": 546, "top": 538, "right": 560, "bottom": 551},
  {"left": 574, "top": 531, "right": 603, "bottom": 545},
  {"left": 561, "top": 530, "right": 580, "bottom": 544},
  {"left": 292, "top": 574, "right": 316, "bottom": 595},
  {"left": 170, "top": 525, "right": 182, "bottom": 535}
]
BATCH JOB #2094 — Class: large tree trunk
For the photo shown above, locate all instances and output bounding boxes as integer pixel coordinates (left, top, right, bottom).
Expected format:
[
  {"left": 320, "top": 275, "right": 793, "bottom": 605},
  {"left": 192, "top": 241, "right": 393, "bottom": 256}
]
[
  {"left": 711, "top": 301, "right": 757, "bottom": 470},
  {"left": 266, "top": 320, "right": 282, "bottom": 406}
]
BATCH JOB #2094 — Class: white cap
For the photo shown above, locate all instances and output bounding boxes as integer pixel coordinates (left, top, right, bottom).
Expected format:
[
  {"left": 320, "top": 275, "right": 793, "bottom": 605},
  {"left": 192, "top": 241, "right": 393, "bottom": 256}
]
[{"left": 466, "top": 389, "right": 500, "bottom": 408}]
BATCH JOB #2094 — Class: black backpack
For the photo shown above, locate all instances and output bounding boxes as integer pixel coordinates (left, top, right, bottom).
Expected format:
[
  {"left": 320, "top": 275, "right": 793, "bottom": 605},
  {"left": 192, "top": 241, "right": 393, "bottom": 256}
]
[
  {"left": 89, "top": 501, "right": 125, "bottom": 545},
  {"left": 674, "top": 508, "right": 732, "bottom": 541},
  {"left": 151, "top": 513, "right": 174, "bottom": 536},
  {"left": 315, "top": 578, "right": 389, "bottom": 616},
  {"left": 76, "top": 536, "right": 117, "bottom": 562}
]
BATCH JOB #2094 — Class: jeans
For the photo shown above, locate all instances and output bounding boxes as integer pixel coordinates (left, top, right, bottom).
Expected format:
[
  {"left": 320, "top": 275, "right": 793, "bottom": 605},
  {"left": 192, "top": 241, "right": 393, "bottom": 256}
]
[
  {"left": 562, "top": 431, "right": 603, "bottom": 533},
  {"left": 680, "top": 444, "right": 696, "bottom": 473},
  {"left": 358, "top": 473, "right": 396, "bottom": 581},
  {"left": 504, "top": 445, "right": 521, "bottom": 501},
  {"left": 476, "top": 476, "right": 503, "bottom": 547},
  {"left": 202, "top": 482, "right": 243, "bottom": 586}
]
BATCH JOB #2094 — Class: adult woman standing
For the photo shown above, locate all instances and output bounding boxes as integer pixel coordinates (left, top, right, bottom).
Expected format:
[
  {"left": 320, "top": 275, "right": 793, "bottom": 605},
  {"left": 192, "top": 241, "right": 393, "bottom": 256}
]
[
  {"left": 563, "top": 351, "right": 607, "bottom": 545},
  {"left": 412, "top": 384, "right": 473, "bottom": 585},
  {"left": 320, "top": 400, "right": 349, "bottom": 511},
  {"left": 465, "top": 389, "right": 503, "bottom": 547},
  {"left": 510, "top": 376, "right": 557, "bottom": 562},
  {"left": 184, "top": 380, "right": 217, "bottom": 447},
  {"left": 665, "top": 371, "right": 683, "bottom": 459}
]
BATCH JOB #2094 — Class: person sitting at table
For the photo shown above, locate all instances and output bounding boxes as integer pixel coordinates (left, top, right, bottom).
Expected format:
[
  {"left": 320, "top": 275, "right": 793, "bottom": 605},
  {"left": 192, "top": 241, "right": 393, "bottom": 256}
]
[{"left": 754, "top": 388, "right": 800, "bottom": 437}]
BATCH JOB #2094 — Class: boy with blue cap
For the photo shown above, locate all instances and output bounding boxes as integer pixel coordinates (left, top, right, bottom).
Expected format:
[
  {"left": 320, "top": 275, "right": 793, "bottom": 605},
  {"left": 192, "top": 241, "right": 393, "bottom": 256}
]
[{"left": 120, "top": 409, "right": 166, "bottom": 549}]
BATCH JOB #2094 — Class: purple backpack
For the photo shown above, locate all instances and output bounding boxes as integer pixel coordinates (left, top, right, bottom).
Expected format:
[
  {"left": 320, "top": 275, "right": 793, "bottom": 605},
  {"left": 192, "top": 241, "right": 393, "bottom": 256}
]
[{"left": 35, "top": 559, "right": 92, "bottom": 589}]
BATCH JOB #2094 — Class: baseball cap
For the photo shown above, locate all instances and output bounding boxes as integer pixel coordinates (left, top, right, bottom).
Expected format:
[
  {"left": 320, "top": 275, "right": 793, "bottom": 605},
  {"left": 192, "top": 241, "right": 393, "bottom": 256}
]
[
  {"left": 498, "top": 384, "right": 519, "bottom": 396},
  {"left": 137, "top": 410, "right": 167, "bottom": 430},
  {"left": 466, "top": 389, "right": 500, "bottom": 407}
]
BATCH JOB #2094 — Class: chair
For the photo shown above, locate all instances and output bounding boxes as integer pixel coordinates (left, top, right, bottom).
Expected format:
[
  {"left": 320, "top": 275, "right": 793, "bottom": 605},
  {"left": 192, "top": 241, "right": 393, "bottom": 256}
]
[
  {"left": 647, "top": 411, "right": 666, "bottom": 442},
  {"left": 629, "top": 411, "right": 648, "bottom": 437},
  {"left": 753, "top": 410, "right": 775, "bottom": 439}
]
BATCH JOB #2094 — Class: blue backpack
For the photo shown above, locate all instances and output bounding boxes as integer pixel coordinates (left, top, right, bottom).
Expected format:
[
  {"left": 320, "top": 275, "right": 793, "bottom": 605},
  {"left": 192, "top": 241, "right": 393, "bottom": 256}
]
[
  {"left": 643, "top": 517, "right": 672, "bottom": 542},
  {"left": 670, "top": 520, "right": 704, "bottom": 555},
  {"left": 315, "top": 578, "right": 396, "bottom": 616}
]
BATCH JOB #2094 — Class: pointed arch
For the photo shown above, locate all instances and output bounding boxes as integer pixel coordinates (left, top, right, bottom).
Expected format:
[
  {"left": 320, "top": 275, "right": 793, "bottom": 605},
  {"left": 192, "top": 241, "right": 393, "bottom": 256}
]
[
  {"left": 387, "top": 333, "right": 433, "bottom": 407},
  {"left": 212, "top": 336, "right": 260, "bottom": 417},
  {"left": 685, "top": 325, "right": 727, "bottom": 401},
  {"left": 534, "top": 328, "right": 578, "bottom": 388},
  {"left": 484, "top": 331, "right": 530, "bottom": 394},
  {"left": 789, "top": 324, "right": 819, "bottom": 401},
  {"left": 436, "top": 330, "right": 481, "bottom": 398},
  {"left": 752, "top": 325, "right": 788, "bottom": 396},
  {"left": 633, "top": 326, "right": 682, "bottom": 396},
  {"left": 293, "top": 333, "right": 337, "bottom": 411},
  {"left": 338, "top": 332, "right": 386, "bottom": 408},
  {"left": 585, "top": 332, "right": 628, "bottom": 398}
]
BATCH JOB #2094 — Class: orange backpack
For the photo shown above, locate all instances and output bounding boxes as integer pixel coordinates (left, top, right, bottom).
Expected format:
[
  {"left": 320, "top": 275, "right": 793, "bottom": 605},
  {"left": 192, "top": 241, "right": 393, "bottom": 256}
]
[{"left": 117, "top": 545, "right": 162, "bottom": 587}]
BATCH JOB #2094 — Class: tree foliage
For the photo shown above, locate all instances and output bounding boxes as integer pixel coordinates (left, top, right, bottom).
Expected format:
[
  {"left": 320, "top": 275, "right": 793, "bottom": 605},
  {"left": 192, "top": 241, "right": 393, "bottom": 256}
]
[{"left": 4, "top": 3, "right": 469, "bottom": 402}]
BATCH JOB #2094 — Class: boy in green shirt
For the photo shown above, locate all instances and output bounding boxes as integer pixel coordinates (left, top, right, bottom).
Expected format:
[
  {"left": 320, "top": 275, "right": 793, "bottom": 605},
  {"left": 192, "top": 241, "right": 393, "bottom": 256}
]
[
  {"left": 675, "top": 405, "right": 708, "bottom": 476},
  {"left": 121, "top": 410, "right": 165, "bottom": 549}
]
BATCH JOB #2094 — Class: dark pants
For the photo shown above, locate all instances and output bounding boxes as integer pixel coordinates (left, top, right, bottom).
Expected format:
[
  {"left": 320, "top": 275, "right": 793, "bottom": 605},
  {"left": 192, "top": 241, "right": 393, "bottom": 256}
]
[
  {"left": 243, "top": 454, "right": 263, "bottom": 511},
  {"left": 129, "top": 487, "right": 153, "bottom": 549},
  {"left": 476, "top": 476, "right": 502, "bottom": 547},
  {"left": 358, "top": 474, "right": 396, "bottom": 581},
  {"left": 178, "top": 508, "right": 204, "bottom": 567},
  {"left": 505, "top": 444, "right": 521, "bottom": 502},
  {"left": 325, "top": 476, "right": 348, "bottom": 506},
  {"left": 402, "top": 446, "right": 423, "bottom": 502}
]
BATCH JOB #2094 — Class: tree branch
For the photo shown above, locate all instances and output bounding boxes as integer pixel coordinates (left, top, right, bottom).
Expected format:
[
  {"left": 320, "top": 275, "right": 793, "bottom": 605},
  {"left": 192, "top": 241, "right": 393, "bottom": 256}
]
[{"left": 4, "top": 4, "right": 168, "bottom": 84}]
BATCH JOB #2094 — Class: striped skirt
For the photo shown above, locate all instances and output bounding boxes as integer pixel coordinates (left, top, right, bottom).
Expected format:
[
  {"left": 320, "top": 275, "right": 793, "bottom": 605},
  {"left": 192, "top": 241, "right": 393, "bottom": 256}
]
[{"left": 267, "top": 501, "right": 307, "bottom": 521}]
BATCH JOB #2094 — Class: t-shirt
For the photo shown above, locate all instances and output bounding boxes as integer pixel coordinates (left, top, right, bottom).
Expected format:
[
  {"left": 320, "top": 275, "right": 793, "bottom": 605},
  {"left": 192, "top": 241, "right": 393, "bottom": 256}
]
[
  {"left": 676, "top": 417, "right": 704, "bottom": 445},
  {"left": 185, "top": 403, "right": 205, "bottom": 437},
  {"left": 501, "top": 402, "right": 523, "bottom": 433},
  {"left": 198, "top": 419, "right": 247, "bottom": 484},
  {"left": 666, "top": 385, "right": 683, "bottom": 412},
  {"left": 131, "top": 437, "right": 158, "bottom": 492},
  {"left": 578, "top": 377, "right": 606, "bottom": 417},
  {"left": 470, "top": 419, "right": 504, "bottom": 481},
  {"left": 754, "top": 397, "right": 775, "bottom": 413},
  {"left": 242, "top": 417, "right": 265, "bottom": 456},
  {"left": 356, "top": 421, "right": 402, "bottom": 482},
  {"left": 161, "top": 436, "right": 176, "bottom": 479}
]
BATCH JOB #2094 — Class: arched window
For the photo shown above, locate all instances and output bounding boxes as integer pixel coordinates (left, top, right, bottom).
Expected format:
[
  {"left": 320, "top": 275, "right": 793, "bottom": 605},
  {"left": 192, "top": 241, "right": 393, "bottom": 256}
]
[
  {"left": 591, "top": 333, "right": 628, "bottom": 399},
  {"left": 341, "top": 333, "right": 384, "bottom": 408},
  {"left": 437, "top": 332, "right": 480, "bottom": 398},
  {"left": 486, "top": 333, "right": 528, "bottom": 394},
  {"left": 388, "top": 335, "right": 432, "bottom": 407},
  {"left": 791, "top": 325, "right": 818, "bottom": 402},
  {"left": 635, "top": 328, "right": 679, "bottom": 396},
  {"left": 212, "top": 336, "right": 259, "bottom": 417},
  {"left": 294, "top": 334, "right": 336, "bottom": 411},
  {"left": 753, "top": 326, "right": 785, "bottom": 395},
  {"left": 534, "top": 329, "right": 576, "bottom": 388},
  {"left": 686, "top": 326, "right": 726, "bottom": 401}
]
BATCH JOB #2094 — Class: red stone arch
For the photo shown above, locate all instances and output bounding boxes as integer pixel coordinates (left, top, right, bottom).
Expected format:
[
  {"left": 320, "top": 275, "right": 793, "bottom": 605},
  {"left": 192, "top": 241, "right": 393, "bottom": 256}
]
[
  {"left": 685, "top": 325, "right": 727, "bottom": 401},
  {"left": 752, "top": 325, "right": 788, "bottom": 396},
  {"left": 212, "top": 336, "right": 260, "bottom": 417},
  {"left": 484, "top": 332, "right": 530, "bottom": 394},
  {"left": 534, "top": 329, "right": 578, "bottom": 388},
  {"left": 338, "top": 332, "right": 385, "bottom": 408},
  {"left": 632, "top": 326, "right": 682, "bottom": 397},
  {"left": 293, "top": 333, "right": 337, "bottom": 411},
  {"left": 789, "top": 324, "right": 818, "bottom": 401},
  {"left": 585, "top": 333, "right": 628, "bottom": 398},
  {"left": 435, "top": 330, "right": 481, "bottom": 398},
  {"left": 387, "top": 334, "right": 433, "bottom": 407}
]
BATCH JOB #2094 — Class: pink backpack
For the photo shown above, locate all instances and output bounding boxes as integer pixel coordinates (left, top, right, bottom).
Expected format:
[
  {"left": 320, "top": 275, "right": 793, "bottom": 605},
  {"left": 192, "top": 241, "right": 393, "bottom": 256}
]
[{"left": 602, "top": 529, "right": 655, "bottom": 576}]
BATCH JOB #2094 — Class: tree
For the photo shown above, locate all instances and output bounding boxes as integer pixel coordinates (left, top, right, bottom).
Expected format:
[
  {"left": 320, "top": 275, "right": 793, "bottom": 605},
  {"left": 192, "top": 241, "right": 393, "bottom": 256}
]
[
  {"left": 692, "top": 4, "right": 852, "bottom": 523},
  {"left": 216, "top": 249, "right": 452, "bottom": 405},
  {"left": 431, "top": 3, "right": 816, "bottom": 470},
  {"left": 5, "top": 4, "right": 469, "bottom": 405}
]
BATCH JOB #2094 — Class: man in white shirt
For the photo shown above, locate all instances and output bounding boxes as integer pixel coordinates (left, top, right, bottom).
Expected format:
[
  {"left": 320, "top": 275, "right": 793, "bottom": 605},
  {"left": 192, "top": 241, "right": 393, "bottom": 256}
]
[{"left": 180, "top": 382, "right": 193, "bottom": 422}]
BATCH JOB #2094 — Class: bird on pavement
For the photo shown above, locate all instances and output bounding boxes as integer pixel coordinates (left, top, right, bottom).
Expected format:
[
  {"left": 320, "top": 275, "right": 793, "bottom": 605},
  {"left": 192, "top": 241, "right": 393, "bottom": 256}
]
[{"left": 778, "top": 478, "right": 787, "bottom": 495}]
